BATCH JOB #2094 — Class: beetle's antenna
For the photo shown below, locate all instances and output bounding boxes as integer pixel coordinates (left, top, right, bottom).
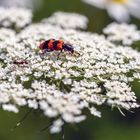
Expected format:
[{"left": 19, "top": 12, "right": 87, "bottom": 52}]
[
  {"left": 57, "top": 50, "right": 63, "bottom": 60},
  {"left": 11, "top": 108, "right": 33, "bottom": 131}
]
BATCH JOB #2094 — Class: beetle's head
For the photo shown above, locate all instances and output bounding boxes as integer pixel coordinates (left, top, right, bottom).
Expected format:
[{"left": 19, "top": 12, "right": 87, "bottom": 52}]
[
  {"left": 63, "top": 44, "right": 74, "bottom": 53},
  {"left": 39, "top": 41, "right": 46, "bottom": 50}
]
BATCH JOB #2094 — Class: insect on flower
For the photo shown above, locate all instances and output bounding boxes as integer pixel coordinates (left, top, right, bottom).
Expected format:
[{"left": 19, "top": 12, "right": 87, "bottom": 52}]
[
  {"left": 39, "top": 39, "right": 80, "bottom": 58},
  {"left": 13, "top": 60, "right": 28, "bottom": 67}
]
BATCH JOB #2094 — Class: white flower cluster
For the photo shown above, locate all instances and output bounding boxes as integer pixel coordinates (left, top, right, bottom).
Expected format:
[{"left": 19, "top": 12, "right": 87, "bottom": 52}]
[
  {"left": 0, "top": 9, "right": 140, "bottom": 133},
  {"left": 0, "top": 7, "right": 32, "bottom": 29},
  {"left": 42, "top": 12, "right": 88, "bottom": 29},
  {"left": 103, "top": 22, "right": 140, "bottom": 45},
  {"left": 0, "top": 28, "right": 15, "bottom": 42},
  {"left": 0, "top": 0, "right": 41, "bottom": 9}
]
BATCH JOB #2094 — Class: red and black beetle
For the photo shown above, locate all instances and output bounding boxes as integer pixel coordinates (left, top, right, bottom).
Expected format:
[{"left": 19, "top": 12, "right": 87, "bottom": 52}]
[{"left": 39, "top": 39, "right": 79, "bottom": 57}]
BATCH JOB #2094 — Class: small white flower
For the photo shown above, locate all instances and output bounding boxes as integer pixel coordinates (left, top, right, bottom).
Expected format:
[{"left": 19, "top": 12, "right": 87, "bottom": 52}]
[
  {"left": 28, "top": 100, "right": 38, "bottom": 109},
  {"left": 44, "top": 108, "right": 58, "bottom": 118},
  {"left": 73, "top": 115, "right": 86, "bottom": 123},
  {"left": 2, "top": 104, "right": 18, "bottom": 113},
  {"left": 82, "top": 0, "right": 140, "bottom": 22},
  {"left": 62, "top": 113, "right": 75, "bottom": 123},
  {"left": 50, "top": 119, "right": 64, "bottom": 133},
  {"left": 90, "top": 107, "right": 101, "bottom": 117},
  {"left": 20, "top": 76, "right": 29, "bottom": 81}
]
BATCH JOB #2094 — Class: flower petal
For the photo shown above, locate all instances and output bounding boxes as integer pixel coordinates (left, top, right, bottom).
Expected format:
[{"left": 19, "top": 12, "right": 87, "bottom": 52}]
[
  {"left": 126, "top": 0, "right": 140, "bottom": 19},
  {"left": 82, "top": 0, "right": 106, "bottom": 9},
  {"left": 107, "top": 3, "right": 130, "bottom": 22}
]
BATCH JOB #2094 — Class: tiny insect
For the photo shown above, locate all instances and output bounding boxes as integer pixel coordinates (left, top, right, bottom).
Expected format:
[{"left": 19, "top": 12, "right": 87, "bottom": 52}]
[
  {"left": 13, "top": 60, "right": 28, "bottom": 67},
  {"left": 39, "top": 39, "right": 80, "bottom": 57}
]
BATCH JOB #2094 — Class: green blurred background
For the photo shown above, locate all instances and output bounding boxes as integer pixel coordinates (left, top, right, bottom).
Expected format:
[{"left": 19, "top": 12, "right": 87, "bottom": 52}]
[{"left": 0, "top": 0, "right": 140, "bottom": 140}]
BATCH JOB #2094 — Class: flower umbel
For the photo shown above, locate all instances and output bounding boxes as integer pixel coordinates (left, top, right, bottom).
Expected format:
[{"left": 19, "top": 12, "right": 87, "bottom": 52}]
[
  {"left": 0, "top": 0, "right": 41, "bottom": 9},
  {"left": 0, "top": 8, "right": 140, "bottom": 133},
  {"left": 0, "top": 7, "right": 32, "bottom": 30},
  {"left": 42, "top": 12, "right": 88, "bottom": 30},
  {"left": 103, "top": 22, "right": 140, "bottom": 45}
]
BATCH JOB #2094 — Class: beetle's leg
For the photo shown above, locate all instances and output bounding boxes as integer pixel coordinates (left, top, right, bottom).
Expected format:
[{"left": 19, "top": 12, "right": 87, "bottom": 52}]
[
  {"left": 42, "top": 49, "right": 52, "bottom": 54},
  {"left": 40, "top": 49, "right": 53, "bottom": 58},
  {"left": 57, "top": 50, "right": 63, "bottom": 59},
  {"left": 45, "top": 49, "right": 53, "bottom": 52}
]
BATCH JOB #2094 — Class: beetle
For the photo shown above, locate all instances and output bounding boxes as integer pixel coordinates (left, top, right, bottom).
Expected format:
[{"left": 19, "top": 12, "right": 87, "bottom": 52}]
[
  {"left": 13, "top": 60, "right": 28, "bottom": 65},
  {"left": 39, "top": 39, "right": 79, "bottom": 57},
  {"left": 13, "top": 60, "right": 29, "bottom": 68}
]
